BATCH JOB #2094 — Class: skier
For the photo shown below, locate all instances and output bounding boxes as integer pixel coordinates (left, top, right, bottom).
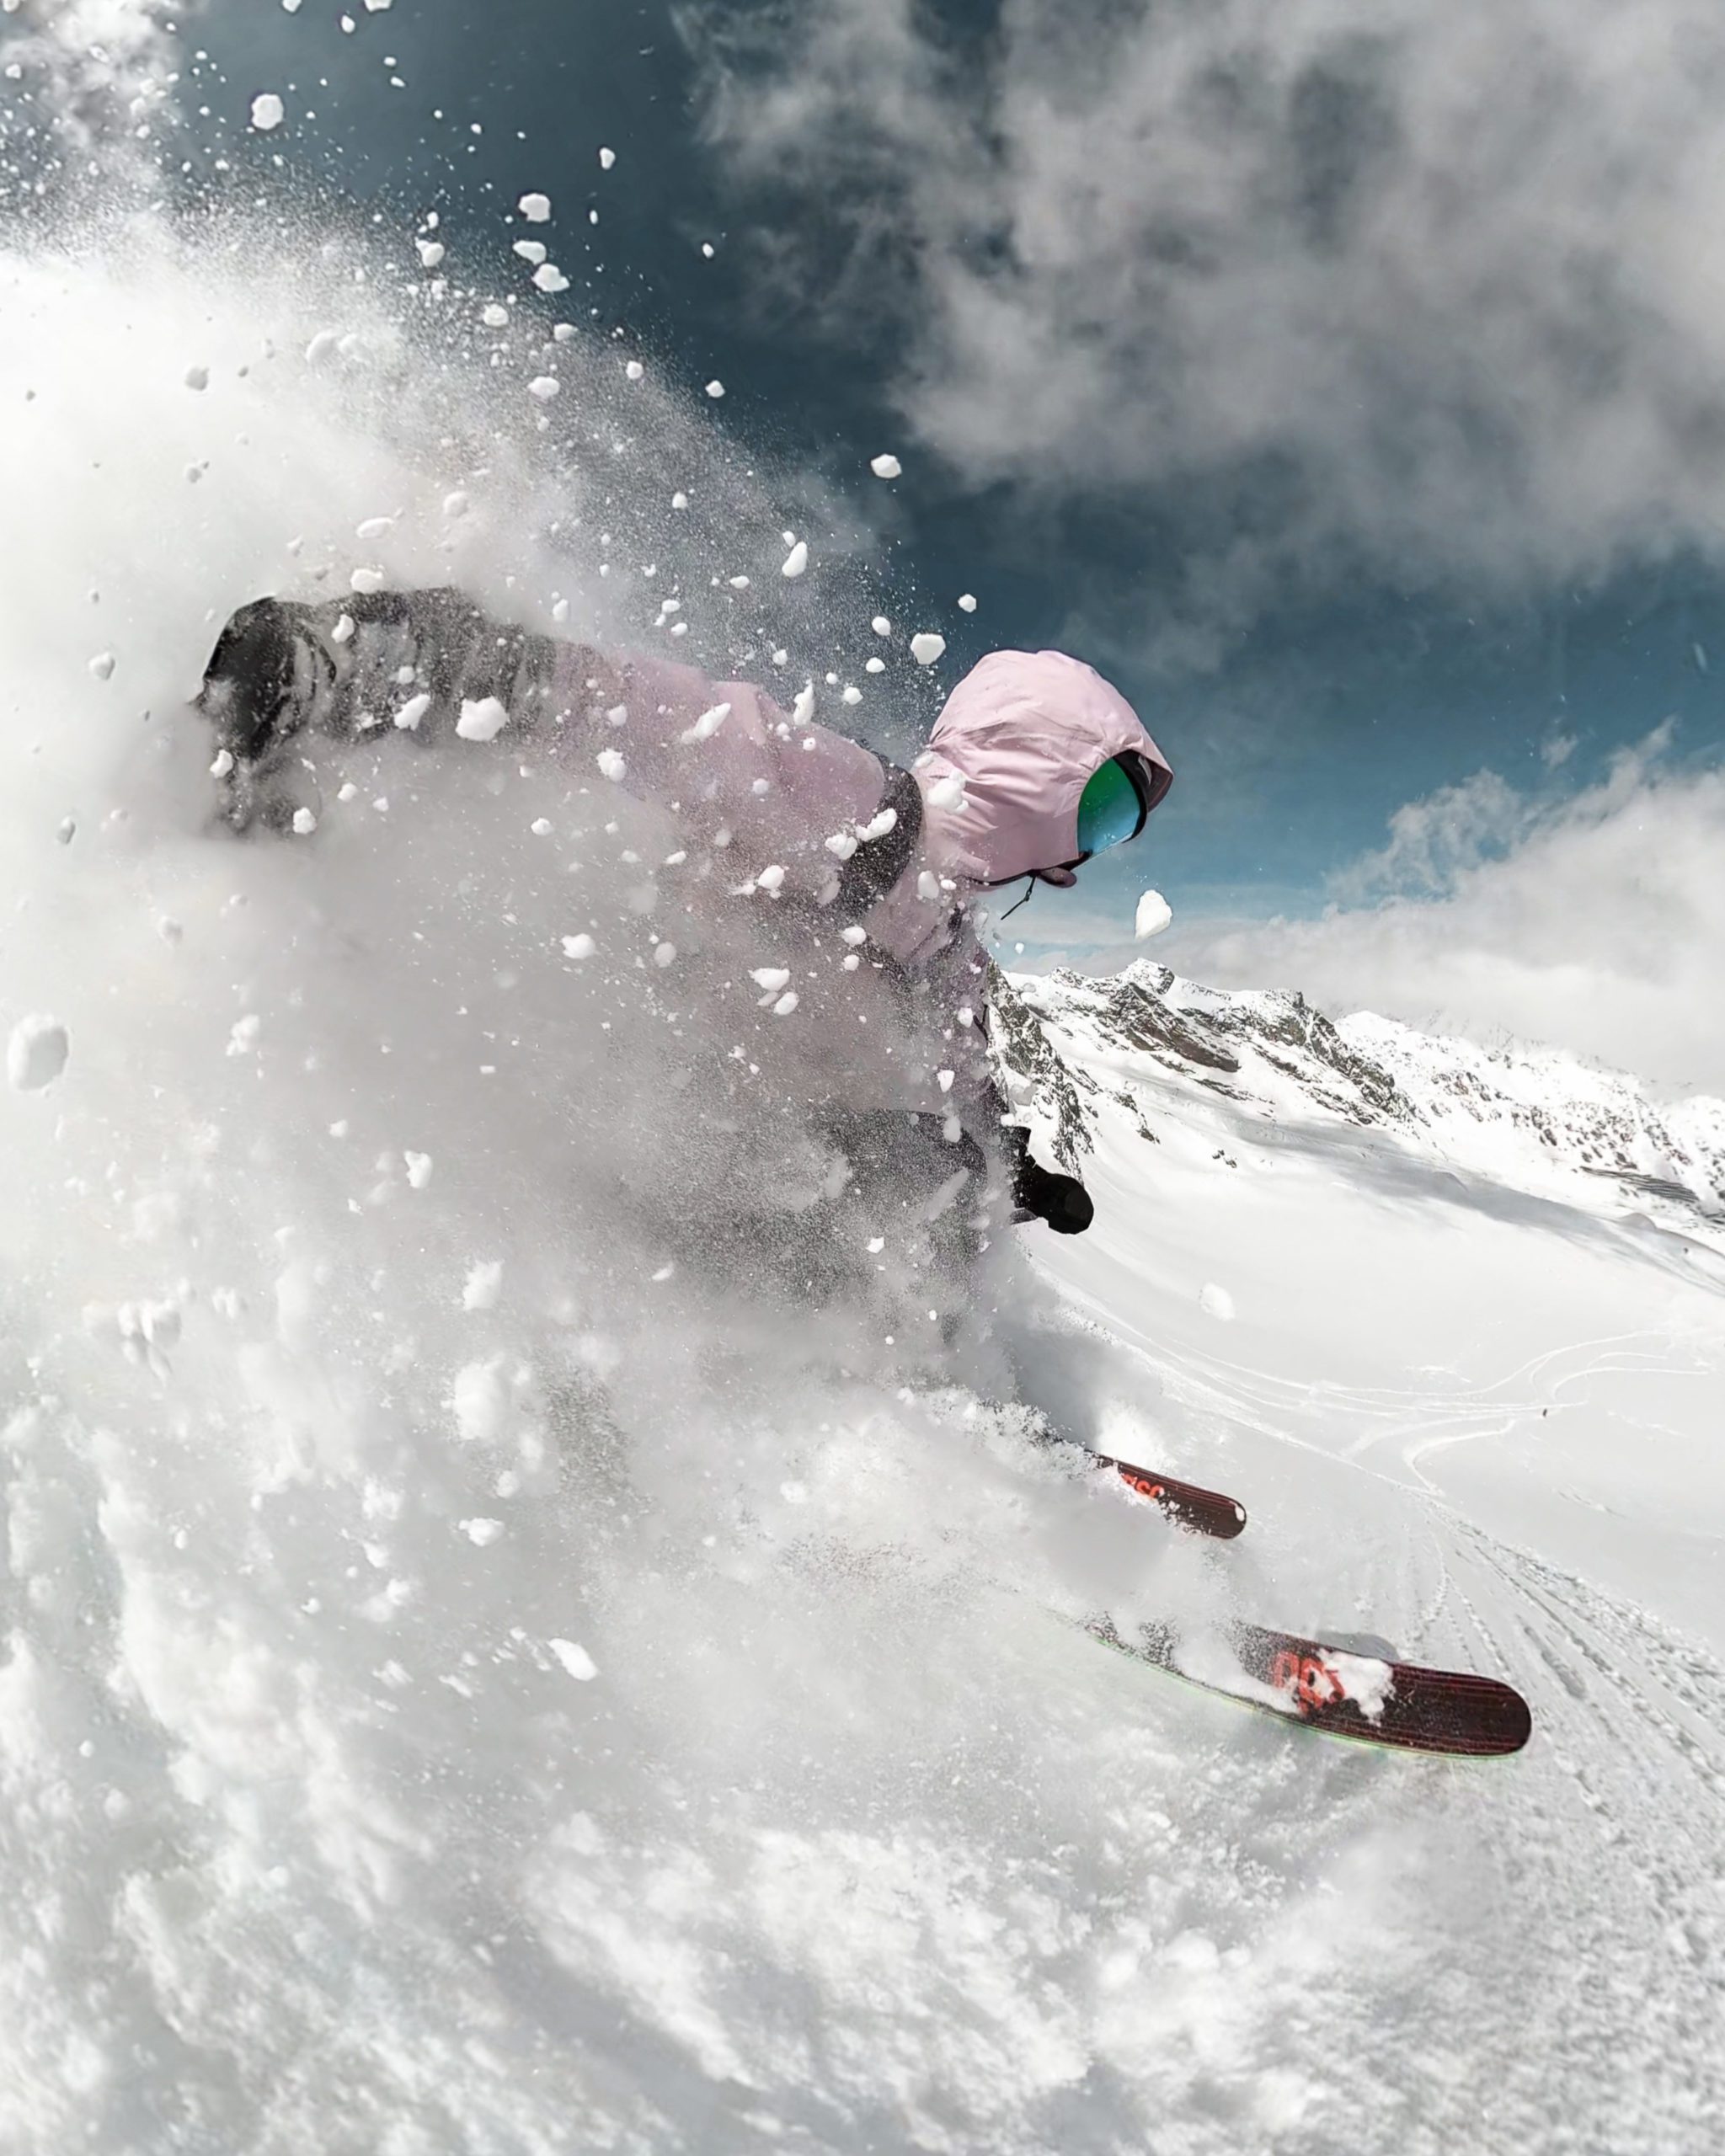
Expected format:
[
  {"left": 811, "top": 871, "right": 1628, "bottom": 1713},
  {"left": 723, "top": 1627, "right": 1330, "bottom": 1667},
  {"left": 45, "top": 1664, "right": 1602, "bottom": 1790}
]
[{"left": 196, "top": 588, "right": 1172, "bottom": 1251}]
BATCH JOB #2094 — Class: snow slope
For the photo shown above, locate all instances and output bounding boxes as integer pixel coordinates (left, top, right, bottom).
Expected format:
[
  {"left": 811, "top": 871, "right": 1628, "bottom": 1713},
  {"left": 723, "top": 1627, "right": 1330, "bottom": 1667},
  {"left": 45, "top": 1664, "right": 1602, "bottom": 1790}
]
[{"left": 999, "top": 963, "right": 1725, "bottom": 2148}]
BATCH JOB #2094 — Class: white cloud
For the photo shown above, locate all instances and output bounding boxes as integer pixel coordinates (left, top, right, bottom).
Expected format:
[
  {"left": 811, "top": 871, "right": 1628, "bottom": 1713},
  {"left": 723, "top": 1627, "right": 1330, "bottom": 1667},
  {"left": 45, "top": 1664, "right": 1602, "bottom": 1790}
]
[
  {"left": 1162, "top": 737, "right": 1725, "bottom": 1094},
  {"left": 689, "top": 0, "right": 1725, "bottom": 639}
]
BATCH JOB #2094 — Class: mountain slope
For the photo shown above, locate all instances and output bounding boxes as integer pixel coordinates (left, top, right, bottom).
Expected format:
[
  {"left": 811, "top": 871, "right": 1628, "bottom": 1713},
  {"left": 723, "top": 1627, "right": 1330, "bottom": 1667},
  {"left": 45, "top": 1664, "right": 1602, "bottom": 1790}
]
[{"left": 991, "top": 957, "right": 1725, "bottom": 2153}]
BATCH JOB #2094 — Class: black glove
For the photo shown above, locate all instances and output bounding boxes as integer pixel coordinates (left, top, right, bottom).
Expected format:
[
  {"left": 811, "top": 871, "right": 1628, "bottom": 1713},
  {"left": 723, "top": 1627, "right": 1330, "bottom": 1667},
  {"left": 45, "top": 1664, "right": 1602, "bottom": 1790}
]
[{"left": 1001, "top": 1127, "right": 1094, "bottom": 1235}]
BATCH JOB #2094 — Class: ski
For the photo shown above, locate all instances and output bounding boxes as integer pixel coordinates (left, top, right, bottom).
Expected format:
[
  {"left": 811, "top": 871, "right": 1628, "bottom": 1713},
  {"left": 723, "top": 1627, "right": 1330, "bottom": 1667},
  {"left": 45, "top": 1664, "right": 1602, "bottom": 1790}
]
[
  {"left": 1092, "top": 1452, "right": 1248, "bottom": 1540},
  {"left": 1024, "top": 1417, "right": 1248, "bottom": 1538},
  {"left": 1087, "top": 1613, "right": 1532, "bottom": 1758}
]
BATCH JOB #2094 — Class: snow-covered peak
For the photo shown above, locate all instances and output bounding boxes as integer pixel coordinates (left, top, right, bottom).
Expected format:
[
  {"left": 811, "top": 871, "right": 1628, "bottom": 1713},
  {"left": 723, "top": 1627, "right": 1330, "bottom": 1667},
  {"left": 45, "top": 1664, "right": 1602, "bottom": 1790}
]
[{"left": 1002, "top": 960, "right": 1725, "bottom": 1219}]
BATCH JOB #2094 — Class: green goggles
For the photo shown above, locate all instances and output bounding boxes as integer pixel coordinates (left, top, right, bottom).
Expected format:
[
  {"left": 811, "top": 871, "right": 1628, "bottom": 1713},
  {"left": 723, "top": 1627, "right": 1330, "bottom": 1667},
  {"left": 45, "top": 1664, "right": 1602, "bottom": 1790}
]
[{"left": 1075, "top": 754, "right": 1153, "bottom": 858}]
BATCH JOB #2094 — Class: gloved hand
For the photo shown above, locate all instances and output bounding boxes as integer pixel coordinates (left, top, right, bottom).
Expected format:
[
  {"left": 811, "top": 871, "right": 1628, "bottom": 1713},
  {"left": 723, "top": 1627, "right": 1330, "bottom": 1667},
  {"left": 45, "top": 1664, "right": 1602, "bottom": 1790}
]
[{"left": 1001, "top": 1126, "right": 1094, "bottom": 1235}]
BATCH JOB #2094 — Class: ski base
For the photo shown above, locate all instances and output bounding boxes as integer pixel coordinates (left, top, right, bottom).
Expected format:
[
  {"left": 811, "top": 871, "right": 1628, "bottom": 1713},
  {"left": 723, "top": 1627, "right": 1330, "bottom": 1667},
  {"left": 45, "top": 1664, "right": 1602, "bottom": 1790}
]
[{"left": 1090, "top": 1614, "right": 1532, "bottom": 1758}]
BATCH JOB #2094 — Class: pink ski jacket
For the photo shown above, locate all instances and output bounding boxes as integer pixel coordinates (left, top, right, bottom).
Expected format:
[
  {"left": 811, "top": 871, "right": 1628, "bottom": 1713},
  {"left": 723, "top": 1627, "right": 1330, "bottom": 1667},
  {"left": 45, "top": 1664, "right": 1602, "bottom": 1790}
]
[{"left": 548, "top": 643, "right": 1172, "bottom": 971}]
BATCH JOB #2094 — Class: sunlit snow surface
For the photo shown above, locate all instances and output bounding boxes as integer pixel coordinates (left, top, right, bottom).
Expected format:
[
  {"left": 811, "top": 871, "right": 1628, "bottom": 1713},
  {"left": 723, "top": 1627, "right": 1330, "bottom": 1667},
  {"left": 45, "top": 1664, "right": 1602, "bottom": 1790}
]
[{"left": 0, "top": 64, "right": 1721, "bottom": 2156}]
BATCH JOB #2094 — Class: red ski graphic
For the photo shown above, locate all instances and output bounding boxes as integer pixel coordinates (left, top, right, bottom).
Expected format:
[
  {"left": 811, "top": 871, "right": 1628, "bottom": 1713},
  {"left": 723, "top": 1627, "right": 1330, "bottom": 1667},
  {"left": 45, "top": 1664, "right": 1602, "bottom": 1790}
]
[
  {"left": 1089, "top": 1614, "right": 1532, "bottom": 1758},
  {"left": 1093, "top": 1452, "right": 1248, "bottom": 1540}
]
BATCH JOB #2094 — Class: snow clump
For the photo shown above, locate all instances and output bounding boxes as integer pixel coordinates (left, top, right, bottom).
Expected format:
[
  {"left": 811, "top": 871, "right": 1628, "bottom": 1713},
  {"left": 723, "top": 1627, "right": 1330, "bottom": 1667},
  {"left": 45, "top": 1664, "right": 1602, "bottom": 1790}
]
[
  {"left": 1135, "top": 889, "right": 1173, "bottom": 940},
  {"left": 457, "top": 696, "right": 510, "bottom": 742},
  {"left": 7, "top": 1016, "right": 68, "bottom": 1091}
]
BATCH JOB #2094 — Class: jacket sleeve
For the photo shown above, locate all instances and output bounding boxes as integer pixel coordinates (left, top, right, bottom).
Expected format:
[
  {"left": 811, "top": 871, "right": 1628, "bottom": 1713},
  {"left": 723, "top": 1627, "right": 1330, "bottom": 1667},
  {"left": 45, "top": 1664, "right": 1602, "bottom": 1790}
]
[
  {"left": 538, "top": 641, "right": 893, "bottom": 905},
  {"left": 201, "top": 589, "right": 899, "bottom": 903}
]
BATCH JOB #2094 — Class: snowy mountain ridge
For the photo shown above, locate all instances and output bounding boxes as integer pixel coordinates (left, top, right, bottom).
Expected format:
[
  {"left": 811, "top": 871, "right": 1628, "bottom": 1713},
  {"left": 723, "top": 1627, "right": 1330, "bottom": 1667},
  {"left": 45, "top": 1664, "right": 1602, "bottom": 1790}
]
[{"left": 1001, "top": 958, "right": 1725, "bottom": 1219}]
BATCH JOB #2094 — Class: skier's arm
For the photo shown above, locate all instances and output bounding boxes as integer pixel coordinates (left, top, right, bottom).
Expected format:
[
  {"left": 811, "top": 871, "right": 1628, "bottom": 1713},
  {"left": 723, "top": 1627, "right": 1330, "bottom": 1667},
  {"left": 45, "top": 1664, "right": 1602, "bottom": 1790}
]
[
  {"left": 922, "top": 926, "right": 1095, "bottom": 1234},
  {"left": 199, "top": 591, "right": 894, "bottom": 899}
]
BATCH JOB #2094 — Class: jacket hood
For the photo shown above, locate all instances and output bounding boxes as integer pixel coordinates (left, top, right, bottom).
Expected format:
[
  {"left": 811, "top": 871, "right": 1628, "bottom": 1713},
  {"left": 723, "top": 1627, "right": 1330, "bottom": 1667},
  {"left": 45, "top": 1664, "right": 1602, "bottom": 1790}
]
[{"left": 918, "top": 648, "right": 1172, "bottom": 889}]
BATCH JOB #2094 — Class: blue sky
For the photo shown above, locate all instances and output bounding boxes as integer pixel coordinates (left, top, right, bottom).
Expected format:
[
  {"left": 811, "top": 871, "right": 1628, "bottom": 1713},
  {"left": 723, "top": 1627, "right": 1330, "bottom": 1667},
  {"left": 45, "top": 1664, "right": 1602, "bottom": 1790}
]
[{"left": 17, "top": 0, "right": 1725, "bottom": 1081}]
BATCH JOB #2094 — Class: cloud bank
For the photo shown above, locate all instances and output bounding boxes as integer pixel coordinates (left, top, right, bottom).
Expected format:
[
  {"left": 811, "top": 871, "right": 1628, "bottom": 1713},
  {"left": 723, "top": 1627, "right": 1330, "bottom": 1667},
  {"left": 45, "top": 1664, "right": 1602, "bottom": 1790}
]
[
  {"left": 1162, "top": 736, "right": 1725, "bottom": 1096},
  {"left": 689, "top": 0, "right": 1725, "bottom": 644}
]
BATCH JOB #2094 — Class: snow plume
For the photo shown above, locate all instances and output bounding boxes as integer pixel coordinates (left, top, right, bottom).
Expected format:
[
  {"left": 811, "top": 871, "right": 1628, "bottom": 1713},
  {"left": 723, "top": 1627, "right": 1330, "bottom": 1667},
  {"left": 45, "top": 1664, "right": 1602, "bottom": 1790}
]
[
  {"left": 1167, "top": 732, "right": 1725, "bottom": 1094},
  {"left": 0, "top": 139, "right": 1241, "bottom": 2156},
  {"left": 689, "top": 0, "right": 1725, "bottom": 651},
  {"left": 0, "top": 0, "right": 188, "bottom": 183}
]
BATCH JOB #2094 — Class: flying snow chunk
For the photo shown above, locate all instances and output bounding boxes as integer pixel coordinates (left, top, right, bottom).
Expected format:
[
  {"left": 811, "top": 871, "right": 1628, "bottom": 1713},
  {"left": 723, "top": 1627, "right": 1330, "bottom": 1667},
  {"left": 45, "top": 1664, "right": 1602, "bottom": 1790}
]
[
  {"left": 350, "top": 568, "right": 386, "bottom": 594},
  {"left": 756, "top": 864, "right": 787, "bottom": 893},
  {"left": 355, "top": 515, "right": 394, "bottom": 540},
  {"left": 910, "top": 632, "right": 946, "bottom": 666},
  {"left": 416, "top": 239, "right": 445, "bottom": 270},
  {"left": 518, "top": 192, "right": 552, "bottom": 222},
  {"left": 1199, "top": 1282, "right": 1236, "bottom": 1321},
  {"left": 291, "top": 808, "right": 317, "bottom": 835},
  {"left": 513, "top": 239, "right": 547, "bottom": 265},
  {"left": 7, "top": 1017, "right": 67, "bottom": 1092},
  {"left": 404, "top": 1150, "right": 434, "bottom": 1189},
  {"left": 562, "top": 933, "right": 595, "bottom": 960},
  {"left": 871, "top": 616, "right": 891, "bottom": 638},
  {"left": 598, "top": 146, "right": 617, "bottom": 170},
  {"left": 184, "top": 365, "right": 209, "bottom": 392},
  {"left": 528, "top": 376, "right": 561, "bottom": 402},
  {"left": 481, "top": 305, "right": 508, "bottom": 329},
  {"left": 250, "top": 93, "right": 286, "bottom": 131},
  {"left": 462, "top": 1259, "right": 504, "bottom": 1312},
  {"left": 654, "top": 942, "right": 677, "bottom": 969},
  {"left": 457, "top": 696, "right": 510, "bottom": 742},
  {"left": 927, "top": 775, "right": 966, "bottom": 811},
  {"left": 549, "top": 1638, "right": 598, "bottom": 1681},
  {"left": 958, "top": 592, "right": 977, "bottom": 611},
  {"left": 595, "top": 748, "right": 627, "bottom": 782},
  {"left": 781, "top": 540, "right": 809, "bottom": 579},
  {"left": 625, "top": 359, "right": 644, "bottom": 382},
  {"left": 706, "top": 380, "right": 726, "bottom": 399},
  {"left": 772, "top": 991, "right": 799, "bottom": 1017},
  {"left": 856, "top": 807, "right": 899, "bottom": 843},
  {"left": 394, "top": 693, "right": 431, "bottom": 731},
  {"left": 1135, "top": 889, "right": 1173, "bottom": 940},
  {"left": 450, "top": 1359, "right": 506, "bottom": 1442},
  {"left": 680, "top": 702, "right": 730, "bottom": 744},
  {"left": 88, "top": 652, "right": 116, "bottom": 680},
  {"left": 462, "top": 1518, "right": 505, "bottom": 1546},
  {"left": 750, "top": 968, "right": 791, "bottom": 993},
  {"left": 532, "top": 264, "right": 569, "bottom": 294},
  {"left": 869, "top": 453, "right": 902, "bottom": 479}
]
